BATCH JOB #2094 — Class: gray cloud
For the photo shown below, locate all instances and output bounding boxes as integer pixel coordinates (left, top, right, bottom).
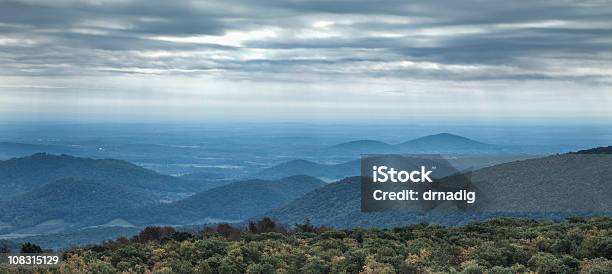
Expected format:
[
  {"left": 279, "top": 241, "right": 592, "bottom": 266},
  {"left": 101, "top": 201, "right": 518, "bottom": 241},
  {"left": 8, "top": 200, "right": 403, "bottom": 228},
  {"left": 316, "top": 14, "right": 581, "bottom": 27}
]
[
  {"left": 0, "top": 0, "right": 611, "bottom": 122},
  {"left": 1, "top": 0, "right": 610, "bottom": 81}
]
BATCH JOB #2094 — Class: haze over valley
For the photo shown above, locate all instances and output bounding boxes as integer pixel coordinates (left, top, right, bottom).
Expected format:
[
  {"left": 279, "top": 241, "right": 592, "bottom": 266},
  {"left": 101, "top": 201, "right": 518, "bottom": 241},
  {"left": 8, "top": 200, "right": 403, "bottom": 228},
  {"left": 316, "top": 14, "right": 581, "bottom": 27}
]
[{"left": 1, "top": 123, "right": 611, "bottom": 249}]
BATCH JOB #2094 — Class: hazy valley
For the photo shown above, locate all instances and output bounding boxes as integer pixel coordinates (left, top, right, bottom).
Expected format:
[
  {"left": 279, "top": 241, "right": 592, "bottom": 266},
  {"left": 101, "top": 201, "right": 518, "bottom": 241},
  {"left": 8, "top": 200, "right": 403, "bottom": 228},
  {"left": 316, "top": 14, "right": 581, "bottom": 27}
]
[{"left": 0, "top": 124, "right": 611, "bottom": 250}]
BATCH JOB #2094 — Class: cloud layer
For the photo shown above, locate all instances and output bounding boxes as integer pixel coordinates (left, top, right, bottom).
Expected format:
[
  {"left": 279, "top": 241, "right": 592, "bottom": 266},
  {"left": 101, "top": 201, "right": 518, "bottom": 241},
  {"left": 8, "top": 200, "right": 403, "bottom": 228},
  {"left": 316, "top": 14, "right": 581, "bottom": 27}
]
[{"left": 1, "top": 0, "right": 611, "bottom": 122}]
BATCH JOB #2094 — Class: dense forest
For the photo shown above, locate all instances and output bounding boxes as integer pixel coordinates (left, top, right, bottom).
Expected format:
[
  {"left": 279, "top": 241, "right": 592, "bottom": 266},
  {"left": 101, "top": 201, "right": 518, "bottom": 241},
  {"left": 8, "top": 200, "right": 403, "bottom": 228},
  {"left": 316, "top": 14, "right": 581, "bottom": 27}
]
[{"left": 2, "top": 217, "right": 611, "bottom": 273}]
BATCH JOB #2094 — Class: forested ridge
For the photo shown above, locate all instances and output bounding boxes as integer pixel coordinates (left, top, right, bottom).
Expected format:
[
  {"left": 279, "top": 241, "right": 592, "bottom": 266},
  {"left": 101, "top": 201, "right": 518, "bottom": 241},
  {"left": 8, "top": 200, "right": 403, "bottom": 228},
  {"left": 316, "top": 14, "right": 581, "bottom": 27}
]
[{"left": 3, "top": 217, "right": 611, "bottom": 273}]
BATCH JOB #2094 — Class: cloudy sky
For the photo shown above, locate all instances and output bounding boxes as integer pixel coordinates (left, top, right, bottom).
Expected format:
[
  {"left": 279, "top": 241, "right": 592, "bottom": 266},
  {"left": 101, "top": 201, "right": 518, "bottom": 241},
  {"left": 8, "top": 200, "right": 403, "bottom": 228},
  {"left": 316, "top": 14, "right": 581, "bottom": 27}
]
[{"left": 1, "top": 0, "right": 611, "bottom": 123}]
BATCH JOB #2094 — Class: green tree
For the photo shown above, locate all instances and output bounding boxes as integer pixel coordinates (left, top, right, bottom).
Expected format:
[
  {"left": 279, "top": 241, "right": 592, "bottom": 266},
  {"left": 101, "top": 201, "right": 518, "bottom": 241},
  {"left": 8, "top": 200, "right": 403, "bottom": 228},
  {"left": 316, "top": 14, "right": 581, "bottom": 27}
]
[
  {"left": 20, "top": 242, "right": 43, "bottom": 253},
  {"left": 528, "top": 252, "right": 562, "bottom": 274}
]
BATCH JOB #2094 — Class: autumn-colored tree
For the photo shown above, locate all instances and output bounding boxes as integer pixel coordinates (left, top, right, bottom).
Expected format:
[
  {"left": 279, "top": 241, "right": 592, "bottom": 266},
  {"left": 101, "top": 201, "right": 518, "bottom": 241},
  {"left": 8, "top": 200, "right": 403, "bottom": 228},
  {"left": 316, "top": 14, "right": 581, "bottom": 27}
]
[{"left": 133, "top": 226, "right": 176, "bottom": 243}]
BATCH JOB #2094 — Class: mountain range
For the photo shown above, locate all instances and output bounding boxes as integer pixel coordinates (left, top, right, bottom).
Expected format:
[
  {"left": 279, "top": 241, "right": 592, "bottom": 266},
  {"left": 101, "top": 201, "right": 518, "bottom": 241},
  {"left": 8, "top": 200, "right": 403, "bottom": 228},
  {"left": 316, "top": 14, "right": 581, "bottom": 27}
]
[
  {"left": 0, "top": 154, "right": 326, "bottom": 235},
  {"left": 129, "top": 175, "right": 326, "bottom": 226},
  {"left": 256, "top": 159, "right": 360, "bottom": 181},
  {"left": 2, "top": 142, "right": 611, "bottom": 249},
  {"left": 256, "top": 154, "right": 534, "bottom": 180},
  {"left": 328, "top": 133, "right": 497, "bottom": 154},
  {"left": 0, "top": 178, "right": 155, "bottom": 228},
  {"left": 0, "top": 153, "right": 202, "bottom": 203},
  {"left": 266, "top": 152, "right": 612, "bottom": 228}
]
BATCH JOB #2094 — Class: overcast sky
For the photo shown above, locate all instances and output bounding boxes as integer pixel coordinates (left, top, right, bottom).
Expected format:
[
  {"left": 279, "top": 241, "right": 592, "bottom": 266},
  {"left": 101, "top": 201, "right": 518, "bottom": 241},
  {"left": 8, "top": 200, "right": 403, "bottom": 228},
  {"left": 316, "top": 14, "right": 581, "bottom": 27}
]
[{"left": 1, "top": 0, "right": 611, "bottom": 123}]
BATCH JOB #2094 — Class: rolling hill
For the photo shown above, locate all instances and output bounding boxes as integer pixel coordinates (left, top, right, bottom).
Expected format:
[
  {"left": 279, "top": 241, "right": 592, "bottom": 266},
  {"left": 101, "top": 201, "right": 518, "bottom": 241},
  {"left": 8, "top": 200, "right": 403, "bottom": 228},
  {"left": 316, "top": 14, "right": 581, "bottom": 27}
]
[
  {"left": 0, "top": 153, "right": 201, "bottom": 202},
  {"left": 328, "top": 133, "right": 498, "bottom": 155},
  {"left": 395, "top": 133, "right": 492, "bottom": 152},
  {"left": 266, "top": 153, "right": 612, "bottom": 228},
  {"left": 256, "top": 153, "right": 532, "bottom": 181},
  {"left": 264, "top": 177, "right": 474, "bottom": 228},
  {"left": 0, "top": 178, "right": 155, "bottom": 228},
  {"left": 130, "top": 175, "right": 327, "bottom": 225},
  {"left": 255, "top": 159, "right": 360, "bottom": 180},
  {"left": 467, "top": 154, "right": 612, "bottom": 212},
  {"left": 264, "top": 155, "right": 467, "bottom": 228}
]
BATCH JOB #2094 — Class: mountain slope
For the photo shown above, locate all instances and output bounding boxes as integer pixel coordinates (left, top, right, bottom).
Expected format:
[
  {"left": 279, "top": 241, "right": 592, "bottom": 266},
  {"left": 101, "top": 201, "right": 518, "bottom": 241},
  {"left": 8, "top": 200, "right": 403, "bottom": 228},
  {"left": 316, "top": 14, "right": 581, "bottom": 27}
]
[
  {"left": 468, "top": 154, "right": 612, "bottom": 212},
  {"left": 264, "top": 177, "right": 470, "bottom": 228},
  {"left": 255, "top": 159, "right": 360, "bottom": 180},
  {"left": 131, "top": 175, "right": 327, "bottom": 225},
  {"left": 0, "top": 178, "right": 155, "bottom": 228},
  {"left": 266, "top": 177, "right": 363, "bottom": 227},
  {"left": 0, "top": 153, "right": 200, "bottom": 202},
  {"left": 266, "top": 153, "right": 612, "bottom": 228}
]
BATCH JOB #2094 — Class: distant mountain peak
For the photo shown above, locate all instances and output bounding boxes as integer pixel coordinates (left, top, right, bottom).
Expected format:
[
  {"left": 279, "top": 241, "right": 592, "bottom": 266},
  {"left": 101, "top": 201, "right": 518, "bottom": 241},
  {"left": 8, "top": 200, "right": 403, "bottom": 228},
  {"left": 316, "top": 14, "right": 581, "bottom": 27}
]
[
  {"left": 332, "top": 139, "right": 391, "bottom": 147},
  {"left": 431, "top": 133, "right": 464, "bottom": 138},
  {"left": 396, "top": 133, "right": 490, "bottom": 152},
  {"left": 409, "top": 133, "right": 484, "bottom": 143},
  {"left": 285, "top": 159, "right": 317, "bottom": 165},
  {"left": 326, "top": 133, "right": 493, "bottom": 155}
]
